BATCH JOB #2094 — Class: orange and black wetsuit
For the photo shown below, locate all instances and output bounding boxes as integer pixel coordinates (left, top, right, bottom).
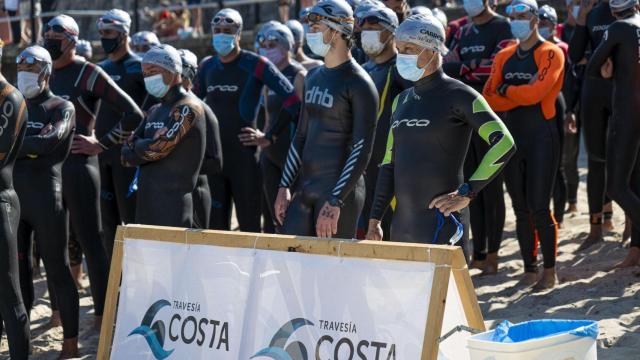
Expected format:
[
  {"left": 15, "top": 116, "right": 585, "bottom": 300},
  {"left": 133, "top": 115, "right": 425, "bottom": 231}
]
[{"left": 484, "top": 40, "right": 564, "bottom": 273}]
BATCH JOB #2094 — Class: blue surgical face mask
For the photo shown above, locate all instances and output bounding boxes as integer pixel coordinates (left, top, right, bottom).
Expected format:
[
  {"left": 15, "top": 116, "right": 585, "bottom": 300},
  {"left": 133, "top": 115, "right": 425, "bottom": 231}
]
[
  {"left": 396, "top": 50, "right": 437, "bottom": 82},
  {"left": 213, "top": 33, "right": 236, "bottom": 56},
  {"left": 539, "top": 26, "right": 553, "bottom": 40},
  {"left": 306, "top": 31, "right": 331, "bottom": 57},
  {"left": 144, "top": 74, "right": 170, "bottom": 99},
  {"left": 510, "top": 19, "right": 533, "bottom": 41},
  {"left": 463, "top": 0, "right": 486, "bottom": 17}
]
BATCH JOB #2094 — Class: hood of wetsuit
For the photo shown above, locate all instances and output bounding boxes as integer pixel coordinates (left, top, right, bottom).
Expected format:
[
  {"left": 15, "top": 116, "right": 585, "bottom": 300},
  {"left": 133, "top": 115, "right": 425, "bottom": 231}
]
[{"left": 27, "top": 89, "right": 54, "bottom": 106}]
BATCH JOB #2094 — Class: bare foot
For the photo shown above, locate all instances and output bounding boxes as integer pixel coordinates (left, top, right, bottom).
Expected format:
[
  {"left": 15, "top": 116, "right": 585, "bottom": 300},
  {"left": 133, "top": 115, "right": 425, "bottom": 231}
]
[
  {"left": 610, "top": 247, "right": 640, "bottom": 270},
  {"left": 603, "top": 218, "right": 615, "bottom": 232},
  {"left": 533, "top": 268, "right": 558, "bottom": 292},
  {"left": 59, "top": 337, "right": 79, "bottom": 359},
  {"left": 566, "top": 203, "right": 578, "bottom": 214},
  {"left": 481, "top": 252, "right": 498, "bottom": 276},
  {"left": 516, "top": 272, "right": 539, "bottom": 287},
  {"left": 48, "top": 310, "right": 62, "bottom": 328},
  {"left": 70, "top": 265, "right": 84, "bottom": 289},
  {"left": 470, "top": 259, "right": 486, "bottom": 271},
  {"left": 603, "top": 205, "right": 614, "bottom": 232},
  {"left": 622, "top": 216, "right": 632, "bottom": 243},
  {"left": 578, "top": 223, "right": 603, "bottom": 251}
]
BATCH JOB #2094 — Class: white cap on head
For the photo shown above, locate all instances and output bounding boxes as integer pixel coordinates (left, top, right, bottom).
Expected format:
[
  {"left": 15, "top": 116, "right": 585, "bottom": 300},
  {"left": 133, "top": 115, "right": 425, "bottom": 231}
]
[
  {"left": 396, "top": 14, "right": 448, "bottom": 55},
  {"left": 17, "top": 45, "right": 53, "bottom": 74},
  {"left": 47, "top": 14, "right": 80, "bottom": 41},
  {"left": 212, "top": 8, "right": 243, "bottom": 32},
  {"left": 98, "top": 9, "right": 132, "bottom": 34},
  {"left": 143, "top": 44, "right": 182, "bottom": 74}
]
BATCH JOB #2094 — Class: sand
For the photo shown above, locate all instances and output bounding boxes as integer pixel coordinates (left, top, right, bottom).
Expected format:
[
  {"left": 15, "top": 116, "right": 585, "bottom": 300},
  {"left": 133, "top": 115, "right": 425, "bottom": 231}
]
[{"left": 1, "top": 157, "right": 639, "bottom": 359}]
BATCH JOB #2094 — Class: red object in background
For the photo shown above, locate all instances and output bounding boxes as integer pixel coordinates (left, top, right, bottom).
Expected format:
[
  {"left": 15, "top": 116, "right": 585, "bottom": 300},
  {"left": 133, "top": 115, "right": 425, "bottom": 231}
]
[{"left": 160, "top": 10, "right": 171, "bottom": 19}]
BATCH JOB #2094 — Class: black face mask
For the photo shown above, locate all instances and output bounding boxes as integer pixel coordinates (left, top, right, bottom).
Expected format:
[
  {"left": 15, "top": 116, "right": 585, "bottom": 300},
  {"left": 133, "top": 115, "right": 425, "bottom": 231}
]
[
  {"left": 44, "top": 38, "right": 64, "bottom": 60},
  {"left": 101, "top": 35, "right": 122, "bottom": 54}
]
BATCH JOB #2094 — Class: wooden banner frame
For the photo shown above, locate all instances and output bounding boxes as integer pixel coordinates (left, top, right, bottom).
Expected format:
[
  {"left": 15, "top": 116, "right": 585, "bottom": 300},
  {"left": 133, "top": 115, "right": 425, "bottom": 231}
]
[{"left": 97, "top": 224, "right": 485, "bottom": 360}]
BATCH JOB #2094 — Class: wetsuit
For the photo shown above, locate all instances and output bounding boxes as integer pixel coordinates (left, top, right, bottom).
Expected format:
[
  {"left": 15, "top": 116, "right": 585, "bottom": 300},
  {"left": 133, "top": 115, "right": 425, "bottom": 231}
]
[
  {"left": 553, "top": 91, "right": 568, "bottom": 223},
  {"left": 14, "top": 90, "right": 79, "bottom": 339},
  {"left": 446, "top": 16, "right": 469, "bottom": 49},
  {"left": 49, "top": 57, "right": 144, "bottom": 317},
  {"left": 371, "top": 69, "right": 515, "bottom": 245},
  {"left": 443, "top": 15, "right": 513, "bottom": 260},
  {"left": 97, "top": 52, "right": 152, "bottom": 257},
  {"left": 280, "top": 59, "right": 378, "bottom": 238},
  {"left": 586, "top": 13, "right": 640, "bottom": 248},
  {"left": 0, "top": 82, "right": 29, "bottom": 360},
  {"left": 192, "top": 101, "right": 223, "bottom": 229},
  {"left": 260, "top": 62, "right": 305, "bottom": 232},
  {"left": 194, "top": 50, "right": 300, "bottom": 232},
  {"left": 569, "top": 1, "right": 616, "bottom": 224},
  {"left": 122, "top": 85, "right": 206, "bottom": 227},
  {"left": 359, "top": 57, "right": 411, "bottom": 239},
  {"left": 484, "top": 41, "right": 564, "bottom": 273}
]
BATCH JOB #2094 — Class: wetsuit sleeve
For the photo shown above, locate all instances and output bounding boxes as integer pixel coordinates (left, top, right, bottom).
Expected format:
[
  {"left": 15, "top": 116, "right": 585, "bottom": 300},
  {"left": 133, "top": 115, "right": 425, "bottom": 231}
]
[
  {"left": 568, "top": 25, "right": 589, "bottom": 64},
  {"left": 329, "top": 76, "right": 379, "bottom": 204},
  {"left": 370, "top": 97, "right": 397, "bottom": 221},
  {"left": 18, "top": 103, "right": 74, "bottom": 157},
  {"left": 279, "top": 96, "right": 308, "bottom": 188},
  {"left": 133, "top": 102, "right": 203, "bottom": 162},
  {"left": 0, "top": 90, "right": 27, "bottom": 166},
  {"left": 259, "top": 58, "right": 302, "bottom": 141},
  {"left": 483, "top": 48, "right": 520, "bottom": 112},
  {"left": 84, "top": 64, "right": 144, "bottom": 149},
  {"left": 201, "top": 103, "right": 223, "bottom": 174},
  {"left": 585, "top": 26, "right": 617, "bottom": 78},
  {"left": 462, "top": 94, "right": 516, "bottom": 193},
  {"left": 121, "top": 114, "right": 149, "bottom": 167},
  {"left": 504, "top": 45, "right": 565, "bottom": 106}
]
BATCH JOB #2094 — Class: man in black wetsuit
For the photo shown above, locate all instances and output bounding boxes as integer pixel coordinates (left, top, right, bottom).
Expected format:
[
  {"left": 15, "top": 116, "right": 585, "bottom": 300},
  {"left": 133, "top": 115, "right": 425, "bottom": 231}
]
[
  {"left": 239, "top": 22, "right": 306, "bottom": 232},
  {"left": 443, "top": 0, "right": 514, "bottom": 274},
  {"left": 122, "top": 45, "right": 206, "bottom": 228},
  {"left": 571, "top": 0, "right": 617, "bottom": 248},
  {"left": 96, "top": 9, "right": 154, "bottom": 258},
  {"left": 366, "top": 14, "right": 515, "bottom": 251},
  {"left": 356, "top": 4, "right": 410, "bottom": 240},
  {"left": 0, "top": 40, "right": 30, "bottom": 360},
  {"left": 194, "top": 8, "right": 300, "bottom": 232},
  {"left": 586, "top": 0, "right": 640, "bottom": 268},
  {"left": 44, "top": 14, "right": 144, "bottom": 329},
  {"left": 274, "top": 0, "right": 379, "bottom": 239},
  {"left": 179, "top": 49, "right": 223, "bottom": 229},
  {"left": 12, "top": 46, "right": 79, "bottom": 358}
]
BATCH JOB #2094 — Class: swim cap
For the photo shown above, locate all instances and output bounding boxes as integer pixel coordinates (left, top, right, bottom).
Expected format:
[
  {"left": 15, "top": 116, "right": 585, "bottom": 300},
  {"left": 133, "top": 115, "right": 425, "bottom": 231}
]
[
  {"left": 143, "top": 44, "right": 182, "bottom": 74},
  {"left": 431, "top": 8, "right": 448, "bottom": 29},
  {"left": 132, "top": 31, "right": 160, "bottom": 47},
  {"left": 17, "top": 45, "right": 52, "bottom": 74},
  {"left": 411, "top": 6, "right": 433, "bottom": 16},
  {"left": 46, "top": 15, "right": 80, "bottom": 41},
  {"left": 354, "top": 0, "right": 385, "bottom": 19},
  {"left": 610, "top": 0, "right": 639, "bottom": 12},
  {"left": 309, "top": 0, "right": 355, "bottom": 36},
  {"left": 257, "top": 21, "right": 294, "bottom": 50},
  {"left": 358, "top": 5, "right": 399, "bottom": 31},
  {"left": 286, "top": 19, "right": 304, "bottom": 44},
  {"left": 97, "top": 9, "right": 132, "bottom": 34},
  {"left": 396, "top": 14, "right": 448, "bottom": 55},
  {"left": 212, "top": 8, "right": 243, "bottom": 31},
  {"left": 538, "top": 4, "right": 558, "bottom": 23},
  {"left": 76, "top": 39, "right": 92, "bottom": 59},
  {"left": 507, "top": 0, "right": 539, "bottom": 14},
  {"left": 178, "top": 49, "right": 198, "bottom": 82}
]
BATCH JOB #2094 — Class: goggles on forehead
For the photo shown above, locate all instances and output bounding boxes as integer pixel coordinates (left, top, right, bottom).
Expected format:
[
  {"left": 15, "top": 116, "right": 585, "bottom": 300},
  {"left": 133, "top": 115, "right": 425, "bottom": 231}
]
[
  {"left": 307, "top": 12, "right": 354, "bottom": 25},
  {"left": 506, "top": 3, "right": 537, "bottom": 15},
  {"left": 44, "top": 23, "right": 77, "bottom": 35},
  {"left": 16, "top": 55, "right": 48, "bottom": 65},
  {"left": 257, "top": 33, "right": 280, "bottom": 43},
  {"left": 212, "top": 16, "right": 238, "bottom": 25}
]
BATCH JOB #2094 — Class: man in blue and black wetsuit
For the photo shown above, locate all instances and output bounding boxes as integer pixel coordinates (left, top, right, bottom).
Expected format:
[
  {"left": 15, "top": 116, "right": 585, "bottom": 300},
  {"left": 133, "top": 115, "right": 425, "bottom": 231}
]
[{"left": 194, "top": 8, "right": 301, "bottom": 232}]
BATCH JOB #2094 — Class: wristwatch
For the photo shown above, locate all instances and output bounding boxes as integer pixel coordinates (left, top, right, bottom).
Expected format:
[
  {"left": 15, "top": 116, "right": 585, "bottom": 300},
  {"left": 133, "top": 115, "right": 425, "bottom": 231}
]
[
  {"left": 328, "top": 197, "right": 344, "bottom": 208},
  {"left": 457, "top": 183, "right": 477, "bottom": 200}
]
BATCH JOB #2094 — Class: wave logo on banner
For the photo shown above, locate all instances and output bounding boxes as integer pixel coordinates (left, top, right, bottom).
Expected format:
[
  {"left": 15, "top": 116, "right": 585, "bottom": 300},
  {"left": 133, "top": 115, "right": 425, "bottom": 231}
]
[
  {"left": 251, "top": 318, "right": 314, "bottom": 360},
  {"left": 128, "top": 299, "right": 175, "bottom": 360}
]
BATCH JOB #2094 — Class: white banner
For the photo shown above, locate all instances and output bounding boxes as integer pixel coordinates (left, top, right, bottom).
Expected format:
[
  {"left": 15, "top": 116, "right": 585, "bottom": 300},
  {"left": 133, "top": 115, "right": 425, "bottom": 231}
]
[{"left": 110, "top": 238, "right": 470, "bottom": 360}]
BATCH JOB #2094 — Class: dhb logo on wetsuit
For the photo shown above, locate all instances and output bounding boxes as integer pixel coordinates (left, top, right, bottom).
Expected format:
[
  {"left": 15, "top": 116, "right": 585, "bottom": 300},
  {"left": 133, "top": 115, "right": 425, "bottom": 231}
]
[
  {"left": 206, "top": 85, "right": 239, "bottom": 93},
  {"left": 391, "top": 118, "right": 431, "bottom": 129},
  {"left": 304, "top": 86, "right": 334, "bottom": 108}
]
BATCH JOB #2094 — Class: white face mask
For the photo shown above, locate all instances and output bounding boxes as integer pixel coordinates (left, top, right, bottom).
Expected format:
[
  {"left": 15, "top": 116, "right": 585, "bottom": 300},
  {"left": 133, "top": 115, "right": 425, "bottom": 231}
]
[
  {"left": 306, "top": 31, "right": 332, "bottom": 58},
  {"left": 144, "top": 74, "right": 171, "bottom": 99},
  {"left": 361, "top": 30, "right": 387, "bottom": 57},
  {"left": 17, "top": 71, "right": 44, "bottom": 99}
]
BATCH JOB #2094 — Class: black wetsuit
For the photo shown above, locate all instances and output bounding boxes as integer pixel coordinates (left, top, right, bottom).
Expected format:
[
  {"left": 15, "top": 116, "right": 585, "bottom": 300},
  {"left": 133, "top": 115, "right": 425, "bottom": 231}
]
[
  {"left": 0, "top": 82, "right": 29, "bottom": 360},
  {"left": 49, "top": 57, "right": 144, "bottom": 316},
  {"left": 192, "top": 100, "right": 223, "bottom": 229},
  {"left": 586, "top": 13, "right": 640, "bottom": 248},
  {"left": 195, "top": 50, "right": 300, "bottom": 232},
  {"left": 260, "top": 62, "right": 305, "bottom": 232},
  {"left": 569, "top": 2, "right": 616, "bottom": 222},
  {"left": 14, "top": 90, "right": 78, "bottom": 339},
  {"left": 553, "top": 92, "right": 568, "bottom": 223},
  {"left": 443, "top": 15, "right": 513, "bottom": 260},
  {"left": 122, "top": 85, "right": 206, "bottom": 227},
  {"left": 360, "top": 57, "right": 411, "bottom": 240},
  {"left": 280, "top": 59, "right": 378, "bottom": 238},
  {"left": 370, "top": 69, "right": 515, "bottom": 245},
  {"left": 97, "top": 52, "right": 153, "bottom": 257}
]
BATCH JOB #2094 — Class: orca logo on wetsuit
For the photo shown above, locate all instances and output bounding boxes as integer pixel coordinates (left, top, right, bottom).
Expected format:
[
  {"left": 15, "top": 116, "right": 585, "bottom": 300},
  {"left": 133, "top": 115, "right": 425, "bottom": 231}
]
[
  {"left": 27, "top": 122, "right": 45, "bottom": 129},
  {"left": 304, "top": 86, "right": 334, "bottom": 108},
  {"left": 145, "top": 122, "right": 165, "bottom": 130},
  {"left": 207, "top": 85, "right": 239, "bottom": 93},
  {"left": 0, "top": 100, "right": 13, "bottom": 136},
  {"left": 504, "top": 72, "right": 534, "bottom": 80},
  {"left": 461, "top": 45, "right": 486, "bottom": 55},
  {"left": 592, "top": 25, "right": 609, "bottom": 33},
  {"left": 391, "top": 118, "right": 431, "bottom": 129}
]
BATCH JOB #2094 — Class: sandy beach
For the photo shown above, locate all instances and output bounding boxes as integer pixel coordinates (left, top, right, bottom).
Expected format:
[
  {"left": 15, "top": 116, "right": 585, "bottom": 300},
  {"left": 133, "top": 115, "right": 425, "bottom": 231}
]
[{"left": 1, "top": 152, "right": 639, "bottom": 359}]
